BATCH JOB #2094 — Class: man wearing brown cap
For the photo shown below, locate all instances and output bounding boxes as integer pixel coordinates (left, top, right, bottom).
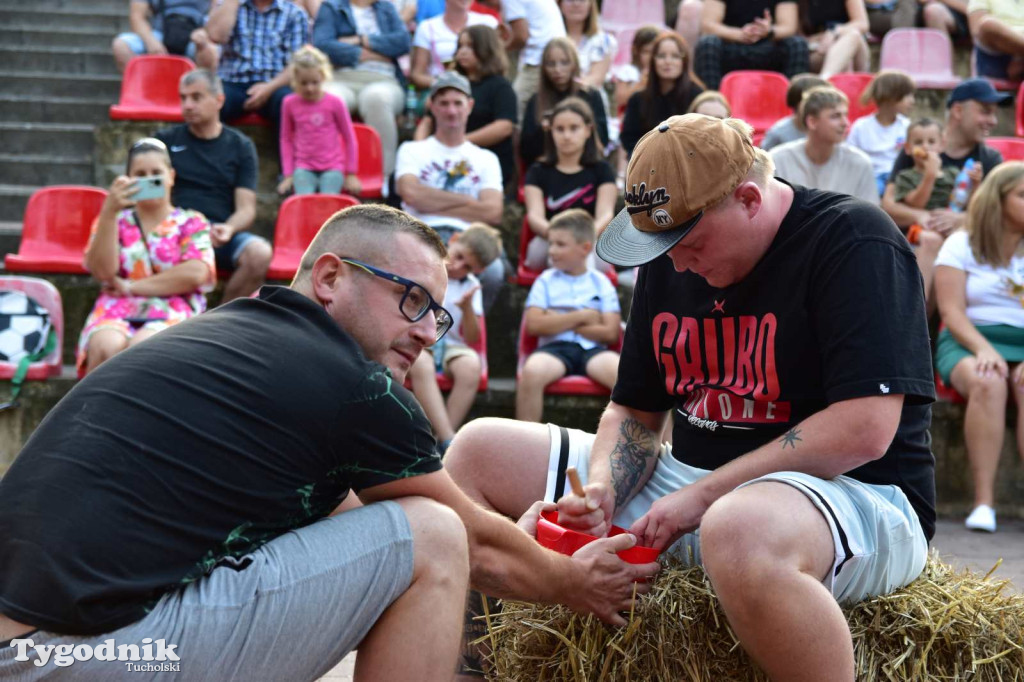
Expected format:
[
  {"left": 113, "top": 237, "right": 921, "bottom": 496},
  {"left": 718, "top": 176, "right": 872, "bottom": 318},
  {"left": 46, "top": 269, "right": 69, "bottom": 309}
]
[{"left": 447, "top": 114, "right": 936, "bottom": 679}]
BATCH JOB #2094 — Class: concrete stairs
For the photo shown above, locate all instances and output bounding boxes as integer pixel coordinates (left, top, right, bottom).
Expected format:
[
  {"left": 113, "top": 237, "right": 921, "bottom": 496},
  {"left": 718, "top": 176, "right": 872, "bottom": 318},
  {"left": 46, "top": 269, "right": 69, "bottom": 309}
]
[{"left": 0, "top": 0, "right": 127, "bottom": 257}]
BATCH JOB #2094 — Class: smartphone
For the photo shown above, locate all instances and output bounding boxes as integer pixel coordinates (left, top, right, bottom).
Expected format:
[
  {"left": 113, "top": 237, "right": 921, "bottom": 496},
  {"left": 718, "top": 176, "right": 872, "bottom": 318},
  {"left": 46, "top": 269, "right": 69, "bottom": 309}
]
[{"left": 132, "top": 175, "right": 166, "bottom": 201}]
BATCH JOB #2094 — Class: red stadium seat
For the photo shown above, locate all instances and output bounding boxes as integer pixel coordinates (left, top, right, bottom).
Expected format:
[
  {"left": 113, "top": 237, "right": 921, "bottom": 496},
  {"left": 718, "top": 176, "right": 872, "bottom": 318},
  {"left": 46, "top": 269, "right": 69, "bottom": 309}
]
[
  {"left": 517, "top": 316, "right": 622, "bottom": 396},
  {"left": 878, "top": 28, "right": 959, "bottom": 89},
  {"left": 720, "top": 71, "right": 790, "bottom": 136},
  {"left": 435, "top": 315, "right": 488, "bottom": 392},
  {"left": 266, "top": 194, "right": 359, "bottom": 280},
  {"left": 4, "top": 186, "right": 107, "bottom": 274},
  {"left": 352, "top": 123, "right": 383, "bottom": 199},
  {"left": 1017, "top": 81, "right": 1024, "bottom": 137},
  {"left": 515, "top": 217, "right": 617, "bottom": 287},
  {"left": 228, "top": 113, "right": 271, "bottom": 127},
  {"left": 0, "top": 276, "right": 64, "bottom": 381},
  {"left": 828, "top": 72, "right": 877, "bottom": 124},
  {"left": 109, "top": 55, "right": 195, "bottom": 121},
  {"left": 985, "top": 136, "right": 1024, "bottom": 161},
  {"left": 934, "top": 371, "right": 964, "bottom": 404}
]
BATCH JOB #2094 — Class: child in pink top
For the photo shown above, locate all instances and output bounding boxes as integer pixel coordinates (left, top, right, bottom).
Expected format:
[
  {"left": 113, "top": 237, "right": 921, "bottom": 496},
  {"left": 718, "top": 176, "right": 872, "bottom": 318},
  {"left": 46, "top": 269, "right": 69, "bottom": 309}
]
[{"left": 277, "top": 46, "right": 361, "bottom": 196}]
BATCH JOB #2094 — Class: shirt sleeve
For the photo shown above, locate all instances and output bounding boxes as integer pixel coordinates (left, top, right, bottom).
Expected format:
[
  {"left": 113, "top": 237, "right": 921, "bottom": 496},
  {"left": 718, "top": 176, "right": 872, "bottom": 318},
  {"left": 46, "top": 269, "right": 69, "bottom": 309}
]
[
  {"left": 285, "top": 6, "right": 310, "bottom": 55},
  {"left": 177, "top": 210, "right": 217, "bottom": 290},
  {"left": 411, "top": 20, "right": 429, "bottom": 50},
  {"left": 237, "top": 132, "right": 259, "bottom": 191},
  {"left": 595, "top": 160, "right": 616, "bottom": 186},
  {"left": 394, "top": 141, "right": 416, "bottom": 180},
  {"left": 854, "top": 154, "right": 880, "bottom": 204},
  {"left": 478, "top": 147, "right": 503, "bottom": 191},
  {"left": 934, "top": 229, "right": 970, "bottom": 270},
  {"left": 888, "top": 148, "right": 912, "bottom": 184},
  {"left": 597, "top": 272, "right": 620, "bottom": 313},
  {"left": 524, "top": 162, "right": 543, "bottom": 188},
  {"left": 524, "top": 273, "right": 550, "bottom": 309}
]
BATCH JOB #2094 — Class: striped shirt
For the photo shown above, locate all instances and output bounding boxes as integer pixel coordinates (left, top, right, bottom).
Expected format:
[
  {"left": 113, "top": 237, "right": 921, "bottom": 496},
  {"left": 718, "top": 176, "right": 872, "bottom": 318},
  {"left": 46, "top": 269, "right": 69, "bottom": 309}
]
[{"left": 218, "top": 0, "right": 309, "bottom": 83}]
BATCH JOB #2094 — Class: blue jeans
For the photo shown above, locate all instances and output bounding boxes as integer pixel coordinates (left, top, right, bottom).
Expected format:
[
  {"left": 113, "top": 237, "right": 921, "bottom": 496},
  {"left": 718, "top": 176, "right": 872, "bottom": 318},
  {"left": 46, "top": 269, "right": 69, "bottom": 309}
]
[{"left": 220, "top": 81, "right": 291, "bottom": 128}]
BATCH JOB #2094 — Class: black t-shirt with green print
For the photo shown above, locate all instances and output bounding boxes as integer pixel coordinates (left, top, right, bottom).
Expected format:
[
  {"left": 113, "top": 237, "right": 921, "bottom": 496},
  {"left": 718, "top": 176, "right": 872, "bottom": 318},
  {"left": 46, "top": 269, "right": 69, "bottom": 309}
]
[{"left": 0, "top": 286, "right": 440, "bottom": 636}]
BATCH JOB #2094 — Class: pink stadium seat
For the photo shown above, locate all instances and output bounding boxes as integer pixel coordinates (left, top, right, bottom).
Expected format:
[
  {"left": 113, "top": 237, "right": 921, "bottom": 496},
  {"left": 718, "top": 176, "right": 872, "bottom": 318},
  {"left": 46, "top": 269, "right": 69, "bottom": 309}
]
[
  {"left": 4, "top": 186, "right": 107, "bottom": 275},
  {"left": 109, "top": 55, "right": 195, "bottom": 121},
  {"left": 878, "top": 28, "right": 959, "bottom": 89},
  {"left": 600, "top": 0, "right": 663, "bottom": 32},
  {"left": 352, "top": 123, "right": 383, "bottom": 199},
  {"left": 1016, "top": 81, "right": 1024, "bottom": 137},
  {"left": 828, "top": 72, "right": 877, "bottom": 123},
  {"left": 517, "top": 317, "right": 623, "bottom": 397},
  {"left": 720, "top": 70, "right": 790, "bottom": 136},
  {"left": 0, "top": 276, "right": 64, "bottom": 381},
  {"left": 985, "top": 136, "right": 1024, "bottom": 161},
  {"left": 515, "top": 217, "right": 617, "bottom": 287},
  {"left": 266, "top": 194, "right": 359, "bottom": 280},
  {"left": 612, "top": 27, "right": 637, "bottom": 68},
  {"left": 435, "top": 315, "right": 488, "bottom": 392}
]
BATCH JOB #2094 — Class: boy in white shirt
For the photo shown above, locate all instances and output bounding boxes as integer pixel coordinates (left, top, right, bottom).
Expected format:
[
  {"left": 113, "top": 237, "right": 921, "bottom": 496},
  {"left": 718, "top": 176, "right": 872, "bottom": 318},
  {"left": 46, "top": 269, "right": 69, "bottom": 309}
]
[{"left": 846, "top": 70, "right": 916, "bottom": 196}]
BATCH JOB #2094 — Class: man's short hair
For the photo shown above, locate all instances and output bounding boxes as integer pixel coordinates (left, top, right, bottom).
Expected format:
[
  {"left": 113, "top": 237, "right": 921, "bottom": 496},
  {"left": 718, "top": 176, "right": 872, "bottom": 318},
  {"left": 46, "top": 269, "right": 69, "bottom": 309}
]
[
  {"left": 786, "top": 74, "right": 829, "bottom": 110},
  {"left": 455, "top": 224, "right": 502, "bottom": 267},
  {"left": 292, "top": 205, "right": 447, "bottom": 285},
  {"left": 548, "top": 209, "right": 595, "bottom": 244},
  {"left": 799, "top": 86, "right": 847, "bottom": 128},
  {"left": 180, "top": 68, "right": 223, "bottom": 97}
]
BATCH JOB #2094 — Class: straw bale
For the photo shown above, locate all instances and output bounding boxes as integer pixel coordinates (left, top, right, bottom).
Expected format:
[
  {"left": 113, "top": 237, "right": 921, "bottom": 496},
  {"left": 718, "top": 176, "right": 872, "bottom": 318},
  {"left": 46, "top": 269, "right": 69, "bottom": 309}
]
[{"left": 483, "top": 552, "right": 1024, "bottom": 681}]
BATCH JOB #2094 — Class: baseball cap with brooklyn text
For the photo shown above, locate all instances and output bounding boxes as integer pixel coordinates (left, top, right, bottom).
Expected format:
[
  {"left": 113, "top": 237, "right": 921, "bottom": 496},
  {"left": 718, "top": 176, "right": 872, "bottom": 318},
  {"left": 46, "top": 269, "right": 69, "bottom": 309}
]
[{"left": 597, "top": 114, "right": 757, "bottom": 267}]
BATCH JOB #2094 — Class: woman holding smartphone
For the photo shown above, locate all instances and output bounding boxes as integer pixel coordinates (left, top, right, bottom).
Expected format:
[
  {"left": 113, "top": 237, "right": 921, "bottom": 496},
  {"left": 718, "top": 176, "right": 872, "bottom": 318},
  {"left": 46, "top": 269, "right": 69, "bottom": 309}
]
[{"left": 79, "top": 137, "right": 216, "bottom": 376}]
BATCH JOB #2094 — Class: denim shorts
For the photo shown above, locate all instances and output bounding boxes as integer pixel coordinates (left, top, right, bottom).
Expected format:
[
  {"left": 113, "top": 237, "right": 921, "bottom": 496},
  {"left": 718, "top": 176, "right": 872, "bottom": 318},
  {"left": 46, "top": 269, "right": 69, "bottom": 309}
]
[
  {"left": 114, "top": 31, "right": 198, "bottom": 59},
  {"left": 214, "top": 231, "right": 268, "bottom": 272},
  {"left": 533, "top": 340, "right": 610, "bottom": 377}
]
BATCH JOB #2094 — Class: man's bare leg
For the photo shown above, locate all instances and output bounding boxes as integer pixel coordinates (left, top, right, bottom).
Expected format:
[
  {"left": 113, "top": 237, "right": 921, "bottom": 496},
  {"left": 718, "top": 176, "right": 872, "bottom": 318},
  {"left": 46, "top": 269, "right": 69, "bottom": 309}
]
[{"left": 222, "top": 239, "right": 272, "bottom": 303}]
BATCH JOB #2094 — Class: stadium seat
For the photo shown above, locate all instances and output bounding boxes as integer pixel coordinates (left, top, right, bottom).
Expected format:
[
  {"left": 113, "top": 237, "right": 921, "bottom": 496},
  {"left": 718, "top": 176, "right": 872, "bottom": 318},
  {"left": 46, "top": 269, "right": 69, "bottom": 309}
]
[
  {"left": 109, "top": 55, "right": 195, "bottom": 121},
  {"left": 986, "top": 136, "right": 1024, "bottom": 161},
  {"left": 266, "top": 194, "right": 359, "bottom": 280},
  {"left": 352, "top": 123, "right": 383, "bottom": 199},
  {"left": 600, "top": 0, "right": 663, "bottom": 32},
  {"left": 4, "top": 186, "right": 107, "bottom": 274},
  {"left": 435, "top": 315, "right": 488, "bottom": 392},
  {"left": 517, "top": 317, "right": 623, "bottom": 396},
  {"left": 515, "top": 217, "right": 618, "bottom": 287},
  {"left": 228, "top": 113, "right": 271, "bottom": 127},
  {"left": 720, "top": 71, "right": 789, "bottom": 136},
  {"left": 878, "top": 28, "right": 959, "bottom": 89},
  {"left": 934, "top": 370, "right": 964, "bottom": 405},
  {"left": 1016, "top": 81, "right": 1024, "bottom": 137},
  {"left": 0, "top": 276, "right": 63, "bottom": 381},
  {"left": 612, "top": 26, "right": 637, "bottom": 68},
  {"left": 828, "top": 72, "right": 876, "bottom": 124}
]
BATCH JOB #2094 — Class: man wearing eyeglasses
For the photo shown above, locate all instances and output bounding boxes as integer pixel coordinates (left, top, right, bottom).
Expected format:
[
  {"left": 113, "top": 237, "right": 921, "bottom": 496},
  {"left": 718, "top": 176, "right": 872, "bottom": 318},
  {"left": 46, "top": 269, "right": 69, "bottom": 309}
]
[{"left": 0, "top": 204, "right": 655, "bottom": 680}]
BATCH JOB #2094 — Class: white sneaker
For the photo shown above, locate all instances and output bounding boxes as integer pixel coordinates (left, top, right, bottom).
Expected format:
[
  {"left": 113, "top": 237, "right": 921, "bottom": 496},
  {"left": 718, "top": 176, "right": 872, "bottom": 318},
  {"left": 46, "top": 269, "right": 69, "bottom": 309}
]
[{"left": 965, "top": 505, "right": 997, "bottom": 532}]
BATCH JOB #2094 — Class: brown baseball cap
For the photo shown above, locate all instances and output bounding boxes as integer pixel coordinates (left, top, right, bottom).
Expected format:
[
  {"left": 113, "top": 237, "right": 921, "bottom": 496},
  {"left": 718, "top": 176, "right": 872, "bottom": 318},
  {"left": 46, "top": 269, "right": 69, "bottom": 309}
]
[{"left": 597, "top": 114, "right": 757, "bottom": 267}]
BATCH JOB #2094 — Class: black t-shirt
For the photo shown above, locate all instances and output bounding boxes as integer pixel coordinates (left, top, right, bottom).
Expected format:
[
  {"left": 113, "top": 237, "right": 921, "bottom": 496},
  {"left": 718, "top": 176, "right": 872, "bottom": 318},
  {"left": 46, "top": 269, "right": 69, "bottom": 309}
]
[
  {"left": 0, "top": 286, "right": 440, "bottom": 635},
  {"left": 724, "top": 0, "right": 785, "bottom": 27},
  {"left": 468, "top": 74, "right": 518, "bottom": 189},
  {"left": 155, "top": 124, "right": 258, "bottom": 224},
  {"left": 800, "top": 0, "right": 849, "bottom": 33},
  {"left": 621, "top": 83, "right": 703, "bottom": 157},
  {"left": 524, "top": 161, "right": 616, "bottom": 218},
  {"left": 611, "top": 184, "right": 937, "bottom": 540},
  {"left": 887, "top": 142, "right": 1003, "bottom": 185},
  {"left": 519, "top": 87, "right": 609, "bottom": 169}
]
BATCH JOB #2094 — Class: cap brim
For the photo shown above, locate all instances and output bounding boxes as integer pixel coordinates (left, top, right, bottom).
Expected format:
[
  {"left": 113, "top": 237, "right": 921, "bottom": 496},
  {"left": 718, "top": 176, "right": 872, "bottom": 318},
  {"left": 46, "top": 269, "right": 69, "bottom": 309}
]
[{"left": 596, "top": 207, "right": 702, "bottom": 267}]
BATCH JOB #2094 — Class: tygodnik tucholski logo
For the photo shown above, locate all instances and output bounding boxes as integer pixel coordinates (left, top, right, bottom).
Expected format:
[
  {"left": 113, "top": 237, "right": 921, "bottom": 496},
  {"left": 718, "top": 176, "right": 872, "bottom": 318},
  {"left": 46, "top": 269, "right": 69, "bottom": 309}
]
[{"left": 9, "top": 637, "right": 181, "bottom": 671}]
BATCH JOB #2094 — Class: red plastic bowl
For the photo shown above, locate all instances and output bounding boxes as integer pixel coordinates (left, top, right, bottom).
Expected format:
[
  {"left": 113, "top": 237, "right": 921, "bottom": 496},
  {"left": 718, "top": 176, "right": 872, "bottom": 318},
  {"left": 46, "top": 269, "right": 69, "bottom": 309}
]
[{"left": 535, "top": 510, "right": 660, "bottom": 564}]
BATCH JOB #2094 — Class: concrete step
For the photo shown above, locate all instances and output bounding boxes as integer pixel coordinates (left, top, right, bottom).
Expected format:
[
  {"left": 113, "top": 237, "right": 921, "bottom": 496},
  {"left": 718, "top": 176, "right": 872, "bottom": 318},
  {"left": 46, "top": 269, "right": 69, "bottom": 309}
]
[
  {"left": 0, "top": 46, "right": 118, "bottom": 76},
  {"left": 0, "top": 26, "right": 117, "bottom": 50},
  {"left": 0, "top": 122, "right": 96, "bottom": 158},
  {"left": 0, "top": 71, "right": 121, "bottom": 100},
  {"left": 0, "top": 0, "right": 126, "bottom": 11},
  {"left": 0, "top": 153, "right": 93, "bottom": 186},
  {"left": 0, "top": 185, "right": 36, "bottom": 225},
  {"left": 0, "top": 95, "right": 111, "bottom": 124},
  {"left": 0, "top": 8, "right": 128, "bottom": 35},
  {"left": 0, "top": 221, "right": 21, "bottom": 262}
]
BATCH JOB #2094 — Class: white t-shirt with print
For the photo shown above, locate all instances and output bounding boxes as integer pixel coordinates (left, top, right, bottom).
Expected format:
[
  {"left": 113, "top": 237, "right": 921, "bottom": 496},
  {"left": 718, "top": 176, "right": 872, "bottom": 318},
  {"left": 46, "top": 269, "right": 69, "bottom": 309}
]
[
  {"left": 846, "top": 113, "right": 910, "bottom": 177},
  {"left": 444, "top": 273, "right": 484, "bottom": 347},
  {"left": 503, "top": 0, "right": 566, "bottom": 66},
  {"left": 524, "top": 267, "right": 620, "bottom": 349},
  {"left": 935, "top": 229, "right": 1024, "bottom": 327},
  {"left": 575, "top": 30, "right": 618, "bottom": 78},
  {"left": 395, "top": 136, "right": 503, "bottom": 231},
  {"left": 413, "top": 12, "right": 499, "bottom": 79}
]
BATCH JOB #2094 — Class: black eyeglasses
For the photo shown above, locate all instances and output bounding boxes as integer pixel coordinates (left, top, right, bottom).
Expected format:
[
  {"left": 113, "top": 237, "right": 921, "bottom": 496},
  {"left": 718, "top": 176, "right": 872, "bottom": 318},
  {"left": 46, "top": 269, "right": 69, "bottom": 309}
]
[{"left": 340, "top": 258, "right": 453, "bottom": 342}]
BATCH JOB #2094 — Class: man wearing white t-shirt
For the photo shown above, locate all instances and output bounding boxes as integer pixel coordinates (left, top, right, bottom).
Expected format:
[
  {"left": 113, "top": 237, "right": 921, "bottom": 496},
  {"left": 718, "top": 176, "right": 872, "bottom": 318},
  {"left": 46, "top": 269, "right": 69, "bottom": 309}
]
[
  {"left": 771, "top": 86, "right": 879, "bottom": 204},
  {"left": 396, "top": 71, "right": 506, "bottom": 307},
  {"left": 504, "top": 0, "right": 567, "bottom": 119},
  {"left": 409, "top": 0, "right": 498, "bottom": 90}
]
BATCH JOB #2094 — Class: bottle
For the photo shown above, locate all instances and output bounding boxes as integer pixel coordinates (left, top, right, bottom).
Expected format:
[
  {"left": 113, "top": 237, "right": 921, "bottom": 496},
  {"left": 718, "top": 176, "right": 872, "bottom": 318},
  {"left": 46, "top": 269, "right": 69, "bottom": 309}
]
[
  {"left": 401, "top": 84, "right": 419, "bottom": 138},
  {"left": 949, "top": 158, "right": 976, "bottom": 213}
]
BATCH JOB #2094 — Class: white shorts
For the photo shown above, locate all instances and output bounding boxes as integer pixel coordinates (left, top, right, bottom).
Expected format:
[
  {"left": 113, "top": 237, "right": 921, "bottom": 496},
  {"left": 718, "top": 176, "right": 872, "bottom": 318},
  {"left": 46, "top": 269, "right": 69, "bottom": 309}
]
[{"left": 542, "top": 424, "right": 929, "bottom": 605}]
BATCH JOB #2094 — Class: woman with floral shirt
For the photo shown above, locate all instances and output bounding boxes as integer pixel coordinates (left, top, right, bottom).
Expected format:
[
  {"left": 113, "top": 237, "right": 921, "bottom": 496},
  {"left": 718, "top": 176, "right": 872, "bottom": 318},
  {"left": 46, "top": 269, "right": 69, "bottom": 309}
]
[{"left": 79, "top": 138, "right": 216, "bottom": 375}]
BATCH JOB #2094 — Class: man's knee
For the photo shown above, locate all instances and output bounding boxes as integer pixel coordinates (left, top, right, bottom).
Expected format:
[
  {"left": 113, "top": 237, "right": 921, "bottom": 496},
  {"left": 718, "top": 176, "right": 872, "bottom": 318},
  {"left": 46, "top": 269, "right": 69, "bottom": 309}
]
[
  {"left": 238, "top": 238, "right": 272, "bottom": 274},
  {"left": 393, "top": 497, "right": 469, "bottom": 579}
]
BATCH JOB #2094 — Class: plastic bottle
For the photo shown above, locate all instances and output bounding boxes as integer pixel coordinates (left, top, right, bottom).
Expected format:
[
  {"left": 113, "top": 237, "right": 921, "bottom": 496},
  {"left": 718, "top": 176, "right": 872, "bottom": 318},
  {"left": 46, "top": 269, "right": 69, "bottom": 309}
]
[
  {"left": 401, "top": 85, "right": 419, "bottom": 138},
  {"left": 949, "top": 158, "right": 976, "bottom": 213}
]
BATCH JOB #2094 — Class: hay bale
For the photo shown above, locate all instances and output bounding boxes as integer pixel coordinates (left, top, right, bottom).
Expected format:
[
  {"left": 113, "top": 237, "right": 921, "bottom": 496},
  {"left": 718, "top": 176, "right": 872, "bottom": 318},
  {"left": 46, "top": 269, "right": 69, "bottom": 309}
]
[{"left": 483, "top": 553, "right": 1024, "bottom": 681}]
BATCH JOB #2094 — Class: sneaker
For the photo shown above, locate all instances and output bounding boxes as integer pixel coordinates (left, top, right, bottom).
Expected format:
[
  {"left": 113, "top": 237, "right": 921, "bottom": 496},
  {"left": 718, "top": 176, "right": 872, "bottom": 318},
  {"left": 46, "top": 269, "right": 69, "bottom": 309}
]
[{"left": 965, "top": 504, "right": 997, "bottom": 532}]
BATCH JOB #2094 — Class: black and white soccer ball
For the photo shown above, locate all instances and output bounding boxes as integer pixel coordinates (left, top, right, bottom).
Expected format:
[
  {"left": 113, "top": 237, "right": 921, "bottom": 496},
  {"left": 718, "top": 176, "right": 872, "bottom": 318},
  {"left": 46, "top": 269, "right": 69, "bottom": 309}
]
[{"left": 0, "top": 291, "right": 51, "bottom": 365}]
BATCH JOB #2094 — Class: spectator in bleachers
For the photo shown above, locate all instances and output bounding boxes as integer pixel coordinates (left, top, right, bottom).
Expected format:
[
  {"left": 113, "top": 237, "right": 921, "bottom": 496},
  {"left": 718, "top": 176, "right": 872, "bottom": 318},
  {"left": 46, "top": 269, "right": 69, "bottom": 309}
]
[
  {"left": 621, "top": 31, "right": 704, "bottom": 158},
  {"left": 799, "top": 0, "right": 870, "bottom": 78},
  {"left": 409, "top": 0, "right": 498, "bottom": 92},
  {"left": 921, "top": 0, "right": 971, "bottom": 42},
  {"left": 413, "top": 26, "right": 517, "bottom": 195},
  {"left": 968, "top": 0, "right": 1024, "bottom": 80},
  {"left": 560, "top": 0, "right": 617, "bottom": 92},
  {"left": 516, "top": 209, "right": 620, "bottom": 422},
  {"left": 278, "top": 46, "right": 361, "bottom": 196},
  {"left": 79, "top": 138, "right": 216, "bottom": 375},
  {"left": 313, "top": 0, "right": 410, "bottom": 180},
  {"left": 933, "top": 161, "right": 1024, "bottom": 533},
  {"left": 675, "top": 0, "right": 706, "bottom": 62},
  {"left": 864, "top": 0, "right": 917, "bottom": 37},
  {"left": 771, "top": 86, "right": 879, "bottom": 202},
  {"left": 206, "top": 0, "right": 309, "bottom": 131},
  {"left": 505, "top": 0, "right": 568, "bottom": 120},
  {"left": 112, "top": 0, "right": 216, "bottom": 73},
  {"left": 760, "top": 73, "right": 827, "bottom": 150},
  {"left": 520, "top": 38, "right": 609, "bottom": 168},
  {"left": 395, "top": 72, "right": 506, "bottom": 309},
  {"left": 846, "top": 69, "right": 916, "bottom": 196},
  {"left": 688, "top": 89, "right": 732, "bottom": 117},
  {"left": 523, "top": 97, "right": 616, "bottom": 271},
  {"left": 611, "top": 24, "right": 660, "bottom": 115},
  {"left": 156, "top": 69, "right": 272, "bottom": 302},
  {"left": 695, "top": 0, "right": 809, "bottom": 90},
  {"left": 407, "top": 224, "right": 502, "bottom": 453}
]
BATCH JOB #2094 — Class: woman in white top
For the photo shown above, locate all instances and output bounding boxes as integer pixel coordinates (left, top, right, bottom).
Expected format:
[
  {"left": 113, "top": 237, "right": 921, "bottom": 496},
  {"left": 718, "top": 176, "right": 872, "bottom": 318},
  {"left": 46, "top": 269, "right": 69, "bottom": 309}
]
[
  {"left": 934, "top": 161, "right": 1024, "bottom": 533},
  {"left": 409, "top": 0, "right": 497, "bottom": 90},
  {"left": 558, "top": 0, "right": 616, "bottom": 90}
]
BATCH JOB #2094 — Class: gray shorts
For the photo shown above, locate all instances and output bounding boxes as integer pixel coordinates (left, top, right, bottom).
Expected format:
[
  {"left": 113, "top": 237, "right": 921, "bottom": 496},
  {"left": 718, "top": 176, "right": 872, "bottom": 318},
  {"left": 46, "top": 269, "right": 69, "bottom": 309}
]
[
  {"left": 542, "top": 424, "right": 928, "bottom": 605},
  {"left": 0, "top": 501, "right": 413, "bottom": 681}
]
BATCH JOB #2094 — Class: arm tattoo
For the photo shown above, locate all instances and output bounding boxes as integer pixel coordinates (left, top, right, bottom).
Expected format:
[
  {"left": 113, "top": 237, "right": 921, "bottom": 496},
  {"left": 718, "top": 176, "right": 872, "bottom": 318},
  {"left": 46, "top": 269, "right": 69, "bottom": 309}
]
[
  {"left": 779, "top": 428, "right": 802, "bottom": 449},
  {"left": 609, "top": 417, "right": 659, "bottom": 510}
]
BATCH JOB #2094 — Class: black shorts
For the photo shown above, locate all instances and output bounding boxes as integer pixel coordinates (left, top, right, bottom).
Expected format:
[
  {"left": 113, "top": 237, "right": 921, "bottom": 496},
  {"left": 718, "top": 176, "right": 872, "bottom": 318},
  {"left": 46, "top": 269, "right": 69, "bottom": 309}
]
[{"left": 534, "top": 341, "right": 609, "bottom": 376}]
